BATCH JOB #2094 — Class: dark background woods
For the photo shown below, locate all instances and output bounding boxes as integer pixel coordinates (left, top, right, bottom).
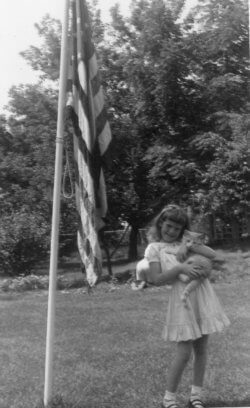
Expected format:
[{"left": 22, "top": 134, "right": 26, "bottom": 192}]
[{"left": 0, "top": 0, "right": 249, "bottom": 275}]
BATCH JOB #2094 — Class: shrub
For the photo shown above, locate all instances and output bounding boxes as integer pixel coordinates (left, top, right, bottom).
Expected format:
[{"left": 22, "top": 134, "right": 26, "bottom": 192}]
[
  {"left": 0, "top": 275, "right": 49, "bottom": 292},
  {"left": 0, "top": 211, "right": 50, "bottom": 276},
  {"left": 0, "top": 274, "right": 86, "bottom": 292}
]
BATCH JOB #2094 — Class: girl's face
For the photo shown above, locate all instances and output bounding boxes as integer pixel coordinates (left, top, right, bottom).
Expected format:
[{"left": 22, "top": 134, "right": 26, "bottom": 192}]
[{"left": 160, "top": 219, "right": 183, "bottom": 243}]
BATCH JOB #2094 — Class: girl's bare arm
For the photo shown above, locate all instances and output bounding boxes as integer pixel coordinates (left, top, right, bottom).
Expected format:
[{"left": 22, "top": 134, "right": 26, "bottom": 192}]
[{"left": 145, "top": 262, "right": 198, "bottom": 286}]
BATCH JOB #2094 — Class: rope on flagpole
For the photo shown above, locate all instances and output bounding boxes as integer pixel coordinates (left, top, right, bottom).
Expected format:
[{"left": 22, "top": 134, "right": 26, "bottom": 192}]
[{"left": 62, "top": 149, "right": 75, "bottom": 199}]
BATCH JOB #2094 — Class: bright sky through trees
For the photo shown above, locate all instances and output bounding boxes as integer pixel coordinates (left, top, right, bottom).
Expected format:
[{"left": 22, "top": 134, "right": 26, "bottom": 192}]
[{"left": 0, "top": 0, "right": 197, "bottom": 113}]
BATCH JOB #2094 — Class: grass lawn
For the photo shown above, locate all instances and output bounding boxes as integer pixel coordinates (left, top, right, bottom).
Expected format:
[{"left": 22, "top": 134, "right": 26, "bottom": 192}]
[{"left": 0, "top": 251, "right": 250, "bottom": 408}]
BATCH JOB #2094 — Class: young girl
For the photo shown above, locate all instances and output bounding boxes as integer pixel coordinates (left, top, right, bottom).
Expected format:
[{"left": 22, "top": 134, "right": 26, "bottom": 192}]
[{"left": 140, "top": 204, "right": 230, "bottom": 408}]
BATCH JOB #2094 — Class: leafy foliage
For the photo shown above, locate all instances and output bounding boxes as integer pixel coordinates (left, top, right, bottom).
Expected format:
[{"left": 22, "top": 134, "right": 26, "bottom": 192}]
[
  {"left": 20, "top": 15, "right": 61, "bottom": 81},
  {"left": 0, "top": 211, "right": 50, "bottom": 276},
  {"left": 0, "top": 0, "right": 249, "bottom": 271},
  {"left": 0, "top": 24, "right": 77, "bottom": 274}
]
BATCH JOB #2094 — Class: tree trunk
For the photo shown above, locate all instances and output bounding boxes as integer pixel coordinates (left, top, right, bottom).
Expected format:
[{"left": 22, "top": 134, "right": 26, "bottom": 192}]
[
  {"left": 245, "top": 214, "right": 250, "bottom": 235},
  {"left": 99, "top": 230, "right": 113, "bottom": 276},
  {"left": 231, "top": 218, "right": 240, "bottom": 243},
  {"left": 207, "top": 213, "right": 216, "bottom": 244},
  {"left": 128, "top": 225, "right": 139, "bottom": 261},
  {"left": 102, "top": 244, "right": 113, "bottom": 276}
]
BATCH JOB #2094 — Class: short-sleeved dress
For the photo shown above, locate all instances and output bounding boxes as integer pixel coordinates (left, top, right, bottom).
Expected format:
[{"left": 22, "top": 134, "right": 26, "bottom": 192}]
[{"left": 144, "top": 242, "right": 230, "bottom": 342}]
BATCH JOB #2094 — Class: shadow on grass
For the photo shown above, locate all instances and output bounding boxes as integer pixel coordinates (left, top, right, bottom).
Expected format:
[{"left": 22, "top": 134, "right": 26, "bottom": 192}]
[
  {"left": 208, "top": 402, "right": 250, "bottom": 408},
  {"left": 36, "top": 394, "right": 125, "bottom": 408},
  {"left": 35, "top": 395, "right": 250, "bottom": 408},
  {"left": 36, "top": 396, "right": 78, "bottom": 408}
]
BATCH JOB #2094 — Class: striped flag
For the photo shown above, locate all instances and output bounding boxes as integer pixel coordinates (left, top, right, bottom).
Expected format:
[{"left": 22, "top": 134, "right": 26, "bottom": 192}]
[{"left": 67, "top": 0, "right": 112, "bottom": 286}]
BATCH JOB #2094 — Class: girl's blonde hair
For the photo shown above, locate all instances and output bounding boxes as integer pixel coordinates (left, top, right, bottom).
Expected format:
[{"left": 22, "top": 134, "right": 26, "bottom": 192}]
[{"left": 147, "top": 204, "right": 190, "bottom": 242}]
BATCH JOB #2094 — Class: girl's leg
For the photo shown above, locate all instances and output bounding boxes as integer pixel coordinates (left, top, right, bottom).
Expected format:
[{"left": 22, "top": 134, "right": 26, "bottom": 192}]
[
  {"left": 163, "top": 341, "right": 193, "bottom": 407},
  {"left": 166, "top": 341, "right": 193, "bottom": 392},
  {"left": 188, "top": 335, "right": 209, "bottom": 407},
  {"left": 192, "top": 335, "right": 209, "bottom": 386}
]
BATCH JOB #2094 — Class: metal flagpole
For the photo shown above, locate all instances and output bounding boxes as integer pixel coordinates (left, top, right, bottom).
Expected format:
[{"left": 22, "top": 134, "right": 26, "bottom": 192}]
[{"left": 44, "top": 0, "right": 70, "bottom": 405}]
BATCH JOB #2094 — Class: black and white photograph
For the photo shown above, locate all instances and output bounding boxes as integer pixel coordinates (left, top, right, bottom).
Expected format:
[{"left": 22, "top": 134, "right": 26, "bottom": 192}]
[{"left": 0, "top": 1, "right": 249, "bottom": 407}]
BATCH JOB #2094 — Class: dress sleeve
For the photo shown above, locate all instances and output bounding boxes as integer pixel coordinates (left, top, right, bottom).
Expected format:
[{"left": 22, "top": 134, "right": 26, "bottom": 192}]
[{"left": 144, "top": 243, "right": 161, "bottom": 263}]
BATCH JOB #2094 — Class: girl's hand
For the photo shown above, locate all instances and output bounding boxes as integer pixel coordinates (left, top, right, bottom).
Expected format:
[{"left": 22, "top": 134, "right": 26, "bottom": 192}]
[{"left": 181, "top": 262, "right": 207, "bottom": 279}]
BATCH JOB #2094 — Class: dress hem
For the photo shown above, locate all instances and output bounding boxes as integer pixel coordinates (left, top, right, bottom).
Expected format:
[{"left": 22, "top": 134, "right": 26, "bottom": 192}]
[{"left": 162, "top": 316, "right": 230, "bottom": 342}]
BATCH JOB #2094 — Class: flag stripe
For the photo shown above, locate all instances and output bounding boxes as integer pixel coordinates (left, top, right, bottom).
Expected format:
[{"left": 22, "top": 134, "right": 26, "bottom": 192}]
[
  {"left": 74, "top": 143, "right": 103, "bottom": 270},
  {"left": 70, "top": 106, "right": 102, "bottom": 200},
  {"left": 93, "top": 87, "right": 104, "bottom": 119},
  {"left": 89, "top": 54, "right": 98, "bottom": 81},
  {"left": 73, "top": 142, "right": 104, "bottom": 221},
  {"left": 98, "top": 122, "right": 112, "bottom": 156},
  {"left": 67, "top": 0, "right": 111, "bottom": 286},
  {"left": 71, "top": 84, "right": 111, "bottom": 157},
  {"left": 96, "top": 107, "right": 111, "bottom": 142},
  {"left": 91, "top": 69, "right": 101, "bottom": 96}
]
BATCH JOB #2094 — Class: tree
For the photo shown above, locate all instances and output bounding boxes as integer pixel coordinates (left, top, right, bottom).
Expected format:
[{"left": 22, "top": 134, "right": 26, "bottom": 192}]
[
  {"left": 100, "top": 0, "right": 198, "bottom": 258},
  {"left": 0, "top": 15, "right": 80, "bottom": 274},
  {"left": 182, "top": 0, "right": 250, "bottom": 224},
  {"left": 1, "top": 85, "right": 56, "bottom": 213},
  {"left": 20, "top": 14, "right": 61, "bottom": 81},
  {"left": 2, "top": 0, "right": 249, "bottom": 273},
  {"left": 104, "top": 0, "right": 250, "bottom": 246},
  {"left": 16, "top": 1, "right": 204, "bottom": 260}
]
